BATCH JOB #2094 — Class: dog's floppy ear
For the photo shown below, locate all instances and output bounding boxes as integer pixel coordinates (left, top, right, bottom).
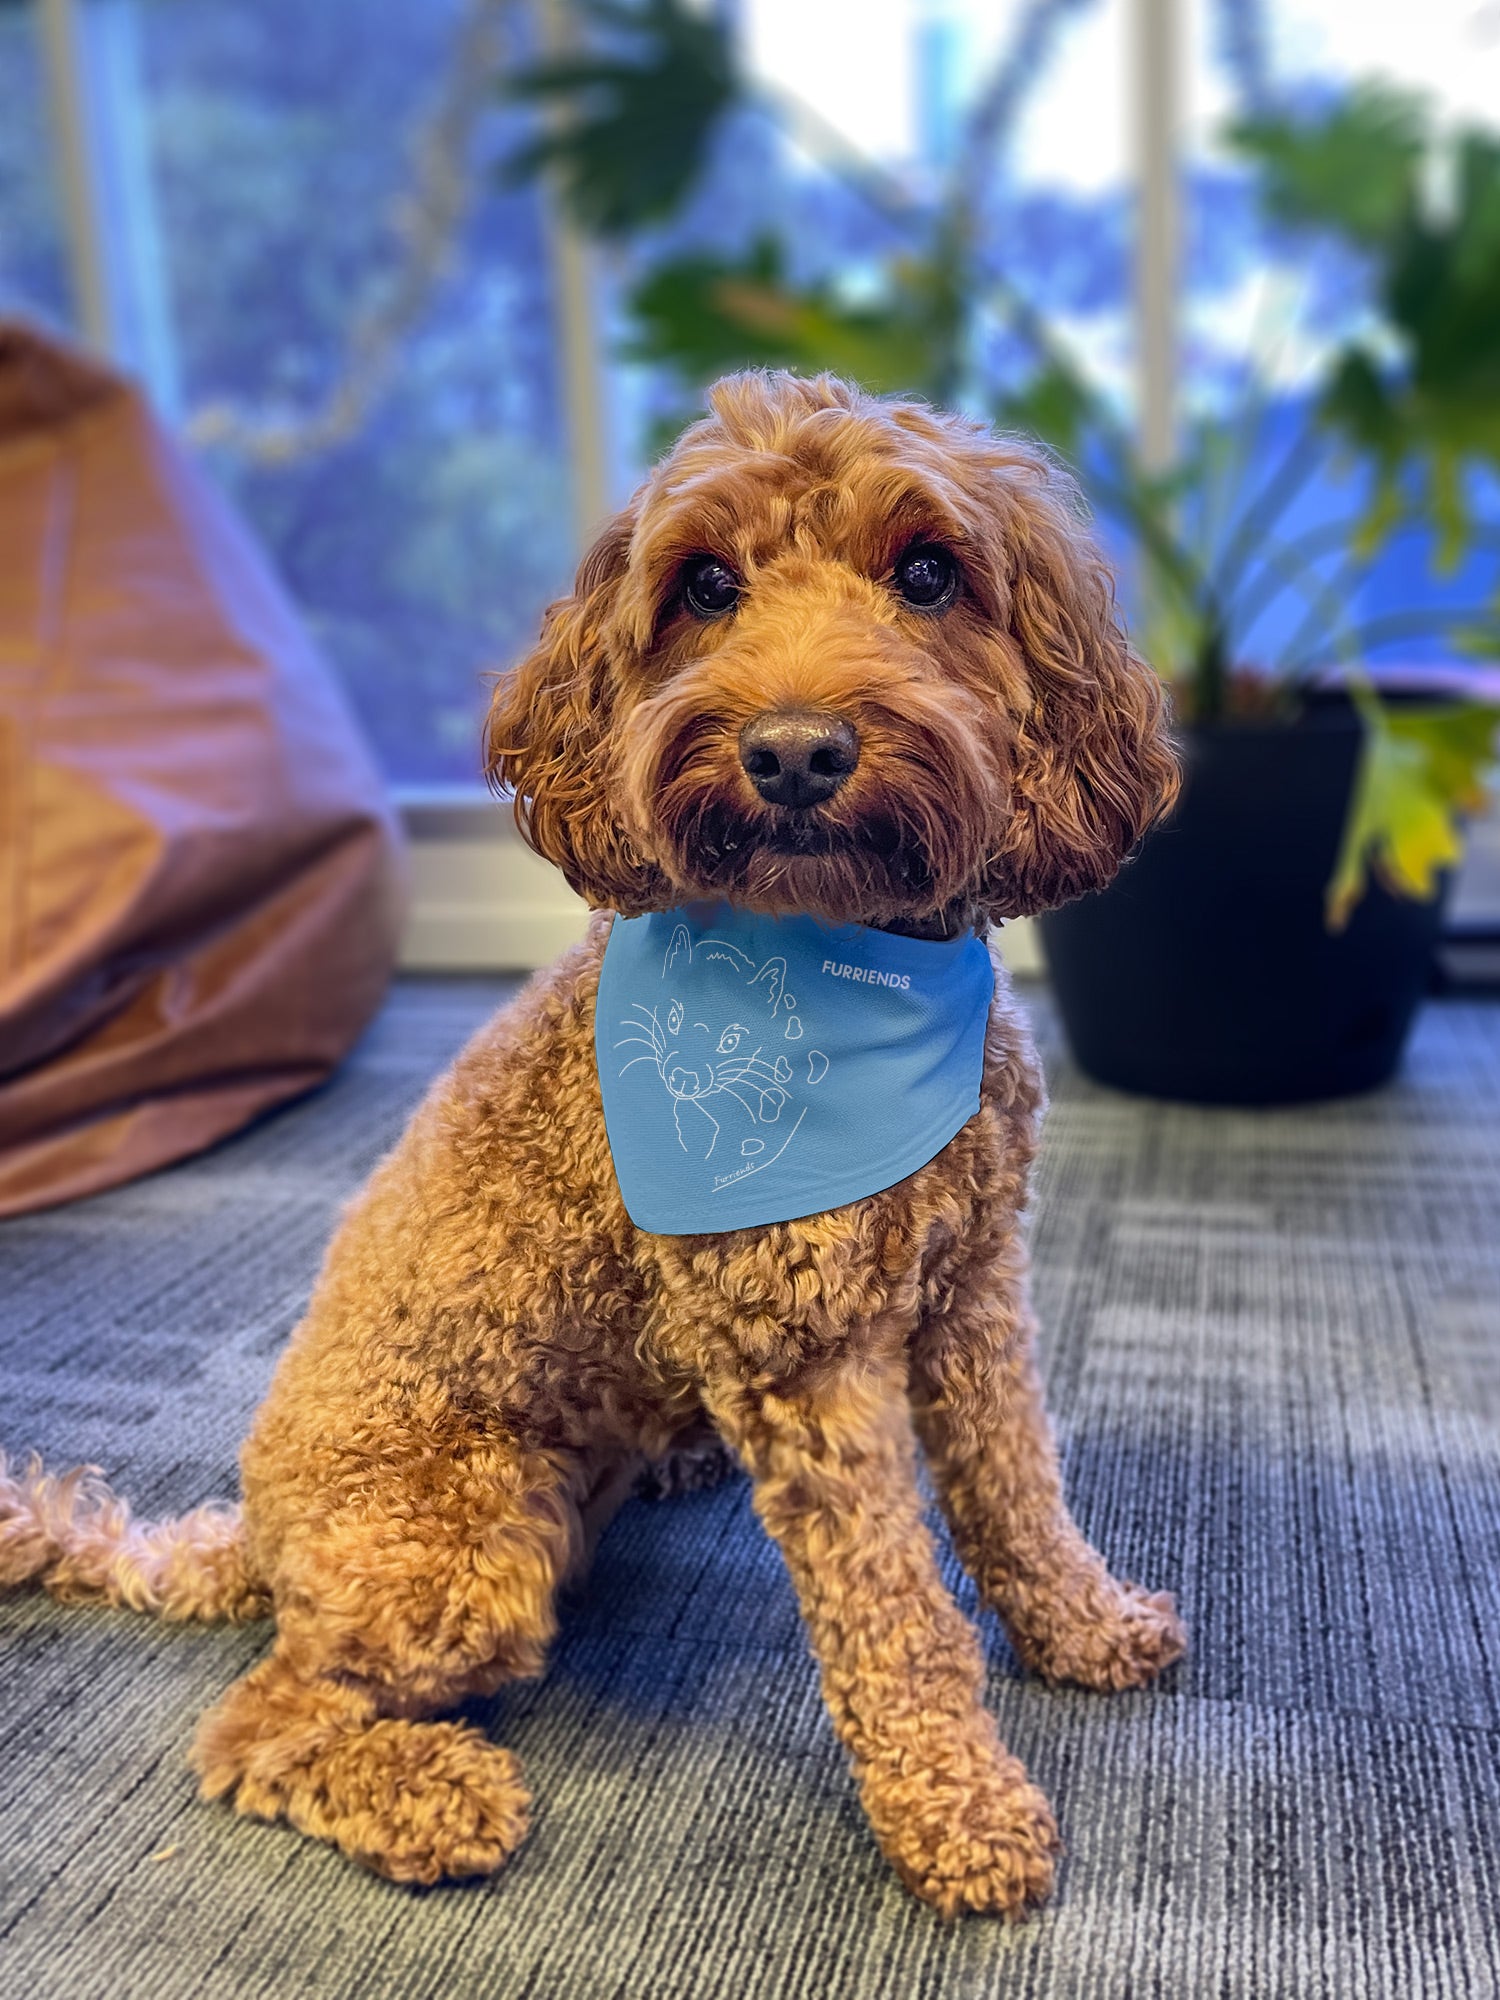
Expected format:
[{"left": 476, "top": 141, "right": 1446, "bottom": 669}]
[
  {"left": 485, "top": 509, "right": 664, "bottom": 911},
  {"left": 978, "top": 459, "right": 1180, "bottom": 918}
]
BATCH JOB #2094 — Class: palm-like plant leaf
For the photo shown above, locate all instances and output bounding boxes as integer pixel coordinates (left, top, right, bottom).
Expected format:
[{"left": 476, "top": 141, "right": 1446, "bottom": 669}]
[
  {"left": 1234, "top": 93, "right": 1500, "bottom": 560},
  {"left": 625, "top": 239, "right": 940, "bottom": 397},
  {"left": 1231, "top": 85, "right": 1424, "bottom": 248},
  {"left": 501, "top": 0, "right": 738, "bottom": 238}
]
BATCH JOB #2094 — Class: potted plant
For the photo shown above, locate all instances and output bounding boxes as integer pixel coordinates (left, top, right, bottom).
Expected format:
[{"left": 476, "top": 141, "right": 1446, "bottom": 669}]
[
  {"left": 504, "top": 21, "right": 1499, "bottom": 1101},
  {"left": 1030, "top": 394, "right": 1500, "bottom": 1101},
  {"left": 1032, "top": 87, "right": 1500, "bottom": 1101}
]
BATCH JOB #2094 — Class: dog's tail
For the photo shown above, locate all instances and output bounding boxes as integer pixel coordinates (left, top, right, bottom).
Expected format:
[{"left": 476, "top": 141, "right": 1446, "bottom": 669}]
[{"left": 0, "top": 1452, "right": 269, "bottom": 1624}]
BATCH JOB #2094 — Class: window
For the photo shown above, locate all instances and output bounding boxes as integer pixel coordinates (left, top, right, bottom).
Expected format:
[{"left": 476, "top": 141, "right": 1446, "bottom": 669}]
[
  {"left": 0, "top": 2, "right": 69, "bottom": 323},
  {"left": 6, "top": 0, "right": 579, "bottom": 788},
  {"left": 8, "top": 1, "right": 1498, "bottom": 789}
]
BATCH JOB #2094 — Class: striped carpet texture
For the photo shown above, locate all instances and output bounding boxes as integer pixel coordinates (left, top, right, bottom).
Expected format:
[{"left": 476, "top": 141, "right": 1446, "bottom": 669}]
[{"left": 2, "top": 978, "right": 1498, "bottom": 2000}]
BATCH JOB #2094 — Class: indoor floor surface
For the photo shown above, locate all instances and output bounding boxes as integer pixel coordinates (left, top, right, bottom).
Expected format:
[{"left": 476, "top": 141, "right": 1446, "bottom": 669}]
[{"left": 2, "top": 977, "right": 1498, "bottom": 2000}]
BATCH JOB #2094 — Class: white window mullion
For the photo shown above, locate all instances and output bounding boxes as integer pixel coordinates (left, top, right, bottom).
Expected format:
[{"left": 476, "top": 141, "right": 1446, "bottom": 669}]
[
  {"left": 1132, "top": 0, "right": 1180, "bottom": 473},
  {"left": 37, "top": 0, "right": 179, "bottom": 412}
]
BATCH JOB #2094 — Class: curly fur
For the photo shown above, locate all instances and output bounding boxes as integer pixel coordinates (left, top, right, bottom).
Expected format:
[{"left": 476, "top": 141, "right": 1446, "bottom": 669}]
[
  {"left": 1, "top": 372, "right": 1184, "bottom": 1917},
  {"left": 487, "top": 371, "right": 1177, "bottom": 929}
]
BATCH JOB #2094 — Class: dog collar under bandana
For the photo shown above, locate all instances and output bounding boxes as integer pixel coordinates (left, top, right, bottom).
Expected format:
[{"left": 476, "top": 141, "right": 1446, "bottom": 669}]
[{"left": 595, "top": 903, "right": 994, "bottom": 1236}]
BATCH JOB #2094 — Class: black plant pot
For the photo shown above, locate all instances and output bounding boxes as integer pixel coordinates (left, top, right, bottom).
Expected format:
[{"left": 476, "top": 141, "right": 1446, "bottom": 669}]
[{"left": 1037, "top": 699, "right": 1449, "bottom": 1105}]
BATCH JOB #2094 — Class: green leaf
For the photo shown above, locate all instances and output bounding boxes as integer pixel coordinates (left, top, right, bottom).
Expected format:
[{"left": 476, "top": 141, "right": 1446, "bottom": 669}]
[
  {"left": 1229, "top": 85, "right": 1426, "bottom": 248},
  {"left": 991, "top": 360, "right": 1098, "bottom": 463},
  {"left": 1326, "top": 699, "right": 1499, "bottom": 928},
  {"left": 1239, "top": 89, "right": 1500, "bottom": 559},
  {"left": 1451, "top": 131, "right": 1500, "bottom": 289},
  {"left": 623, "top": 238, "right": 940, "bottom": 397},
  {"left": 1430, "top": 447, "right": 1468, "bottom": 572},
  {"left": 500, "top": 0, "right": 738, "bottom": 238}
]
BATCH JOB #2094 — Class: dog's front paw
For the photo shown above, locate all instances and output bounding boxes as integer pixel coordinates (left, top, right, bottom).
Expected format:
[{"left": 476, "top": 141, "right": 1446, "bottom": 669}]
[
  {"left": 337, "top": 1722, "right": 532, "bottom": 1885},
  {"left": 866, "top": 1753, "right": 1060, "bottom": 1919},
  {"left": 1016, "top": 1579, "right": 1187, "bottom": 1692},
  {"left": 276, "top": 1719, "right": 532, "bottom": 1886}
]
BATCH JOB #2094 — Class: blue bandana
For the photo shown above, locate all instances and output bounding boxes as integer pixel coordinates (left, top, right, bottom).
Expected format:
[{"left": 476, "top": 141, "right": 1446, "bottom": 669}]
[{"left": 595, "top": 903, "right": 994, "bottom": 1236}]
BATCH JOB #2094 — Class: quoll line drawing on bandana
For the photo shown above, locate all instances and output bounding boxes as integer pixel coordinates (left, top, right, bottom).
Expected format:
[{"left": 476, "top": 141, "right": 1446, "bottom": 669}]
[{"left": 614, "top": 924, "right": 831, "bottom": 1193}]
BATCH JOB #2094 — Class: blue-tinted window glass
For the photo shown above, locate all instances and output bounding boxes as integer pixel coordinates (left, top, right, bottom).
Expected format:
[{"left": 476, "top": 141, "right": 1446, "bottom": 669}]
[
  {"left": 136, "top": 0, "right": 575, "bottom": 786},
  {"left": 0, "top": 5, "right": 71, "bottom": 324}
]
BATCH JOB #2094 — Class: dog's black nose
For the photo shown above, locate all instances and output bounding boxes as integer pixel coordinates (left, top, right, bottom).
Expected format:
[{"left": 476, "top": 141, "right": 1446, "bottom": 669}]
[{"left": 738, "top": 710, "right": 859, "bottom": 809}]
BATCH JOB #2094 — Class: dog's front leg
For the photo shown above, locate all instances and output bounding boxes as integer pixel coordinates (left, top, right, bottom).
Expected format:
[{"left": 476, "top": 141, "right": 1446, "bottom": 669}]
[
  {"left": 703, "top": 1345, "right": 1059, "bottom": 1918},
  {"left": 912, "top": 1271, "right": 1186, "bottom": 1692}
]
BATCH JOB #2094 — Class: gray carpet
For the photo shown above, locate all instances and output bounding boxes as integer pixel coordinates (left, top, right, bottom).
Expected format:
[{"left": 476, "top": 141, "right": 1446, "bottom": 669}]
[{"left": 2, "top": 977, "right": 1499, "bottom": 2000}]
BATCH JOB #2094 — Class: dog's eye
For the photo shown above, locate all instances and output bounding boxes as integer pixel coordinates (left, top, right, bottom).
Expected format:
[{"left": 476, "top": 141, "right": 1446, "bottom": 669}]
[
  {"left": 716, "top": 1026, "right": 744, "bottom": 1055},
  {"left": 892, "top": 543, "right": 960, "bottom": 612},
  {"left": 681, "top": 556, "right": 742, "bottom": 620}
]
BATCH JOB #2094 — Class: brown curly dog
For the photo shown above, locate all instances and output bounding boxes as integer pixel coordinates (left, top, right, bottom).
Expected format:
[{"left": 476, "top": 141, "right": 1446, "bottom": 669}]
[{"left": 0, "top": 371, "right": 1185, "bottom": 1918}]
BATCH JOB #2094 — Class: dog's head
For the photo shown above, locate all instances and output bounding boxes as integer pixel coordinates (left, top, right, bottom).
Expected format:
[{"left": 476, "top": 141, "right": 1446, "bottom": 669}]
[{"left": 486, "top": 371, "right": 1178, "bottom": 929}]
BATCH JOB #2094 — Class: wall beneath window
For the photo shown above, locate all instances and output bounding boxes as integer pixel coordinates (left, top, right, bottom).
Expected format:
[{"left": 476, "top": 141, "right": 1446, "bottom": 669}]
[
  {"left": 399, "top": 800, "right": 592, "bottom": 971},
  {"left": 397, "top": 803, "right": 1044, "bottom": 975},
  {"left": 395, "top": 779, "right": 1500, "bottom": 981}
]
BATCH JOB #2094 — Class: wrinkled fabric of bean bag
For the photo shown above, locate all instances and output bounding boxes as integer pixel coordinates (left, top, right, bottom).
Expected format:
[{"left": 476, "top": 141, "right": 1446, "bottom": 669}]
[{"left": 0, "top": 322, "right": 405, "bottom": 1217}]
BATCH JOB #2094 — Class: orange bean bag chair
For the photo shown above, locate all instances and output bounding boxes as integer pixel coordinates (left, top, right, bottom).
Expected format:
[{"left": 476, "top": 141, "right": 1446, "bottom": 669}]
[{"left": 0, "top": 323, "right": 405, "bottom": 1217}]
